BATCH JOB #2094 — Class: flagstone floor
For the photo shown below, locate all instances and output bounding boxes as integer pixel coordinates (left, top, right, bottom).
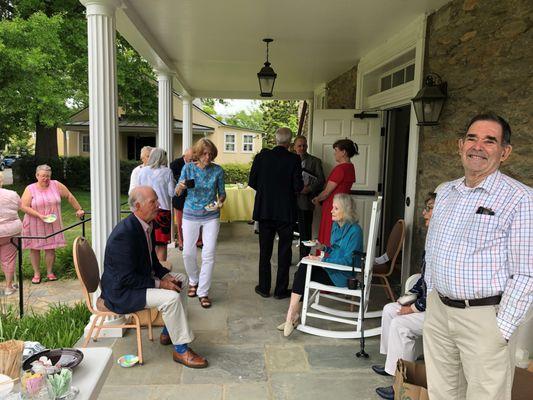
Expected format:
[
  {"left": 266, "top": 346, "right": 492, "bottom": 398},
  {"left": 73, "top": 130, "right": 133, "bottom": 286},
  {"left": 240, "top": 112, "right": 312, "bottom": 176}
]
[{"left": 15, "top": 222, "right": 393, "bottom": 400}]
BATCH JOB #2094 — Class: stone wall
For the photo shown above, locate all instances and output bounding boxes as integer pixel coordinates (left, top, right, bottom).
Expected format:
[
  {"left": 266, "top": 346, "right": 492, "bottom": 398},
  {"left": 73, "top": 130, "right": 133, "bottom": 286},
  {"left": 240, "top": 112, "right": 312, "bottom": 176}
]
[
  {"left": 412, "top": 0, "right": 533, "bottom": 264},
  {"left": 325, "top": 65, "right": 357, "bottom": 109}
]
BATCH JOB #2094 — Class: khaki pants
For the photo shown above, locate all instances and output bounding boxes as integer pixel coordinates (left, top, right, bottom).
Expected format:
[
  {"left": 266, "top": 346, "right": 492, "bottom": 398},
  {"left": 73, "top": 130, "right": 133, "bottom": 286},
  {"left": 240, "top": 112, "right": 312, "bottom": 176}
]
[
  {"left": 423, "top": 291, "right": 516, "bottom": 400},
  {"left": 145, "top": 272, "right": 194, "bottom": 345}
]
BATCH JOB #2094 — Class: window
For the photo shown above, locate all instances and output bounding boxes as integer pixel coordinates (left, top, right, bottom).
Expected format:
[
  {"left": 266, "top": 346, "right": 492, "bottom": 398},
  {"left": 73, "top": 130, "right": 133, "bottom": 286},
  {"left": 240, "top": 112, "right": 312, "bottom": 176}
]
[
  {"left": 242, "top": 134, "right": 254, "bottom": 152},
  {"left": 379, "top": 62, "right": 415, "bottom": 92},
  {"left": 81, "top": 134, "right": 90, "bottom": 152},
  {"left": 224, "top": 133, "right": 236, "bottom": 152}
]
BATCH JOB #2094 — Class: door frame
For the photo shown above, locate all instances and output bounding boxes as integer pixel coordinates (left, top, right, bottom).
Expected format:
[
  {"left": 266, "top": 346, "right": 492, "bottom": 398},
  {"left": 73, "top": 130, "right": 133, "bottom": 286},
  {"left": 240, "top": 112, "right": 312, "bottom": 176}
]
[{"left": 354, "top": 15, "right": 427, "bottom": 286}]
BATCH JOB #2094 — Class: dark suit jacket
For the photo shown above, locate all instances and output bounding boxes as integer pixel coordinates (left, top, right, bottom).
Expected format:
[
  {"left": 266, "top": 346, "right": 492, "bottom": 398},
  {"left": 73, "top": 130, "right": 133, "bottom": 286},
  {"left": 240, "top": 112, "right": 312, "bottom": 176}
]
[
  {"left": 101, "top": 214, "right": 169, "bottom": 314},
  {"left": 249, "top": 146, "right": 303, "bottom": 223},
  {"left": 170, "top": 156, "right": 187, "bottom": 210}
]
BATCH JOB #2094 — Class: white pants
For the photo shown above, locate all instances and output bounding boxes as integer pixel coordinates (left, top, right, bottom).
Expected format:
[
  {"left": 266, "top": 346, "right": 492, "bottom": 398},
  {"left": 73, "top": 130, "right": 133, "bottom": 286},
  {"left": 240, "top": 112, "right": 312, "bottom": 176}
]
[
  {"left": 182, "top": 218, "right": 220, "bottom": 298},
  {"left": 145, "top": 272, "right": 194, "bottom": 345},
  {"left": 380, "top": 302, "right": 425, "bottom": 375},
  {"left": 423, "top": 291, "right": 516, "bottom": 400}
]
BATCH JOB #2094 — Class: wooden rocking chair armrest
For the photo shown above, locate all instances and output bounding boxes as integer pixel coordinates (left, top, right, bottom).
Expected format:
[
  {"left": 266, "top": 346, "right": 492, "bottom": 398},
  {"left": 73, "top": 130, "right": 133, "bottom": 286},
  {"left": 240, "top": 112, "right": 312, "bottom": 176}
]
[{"left": 300, "top": 256, "right": 361, "bottom": 273}]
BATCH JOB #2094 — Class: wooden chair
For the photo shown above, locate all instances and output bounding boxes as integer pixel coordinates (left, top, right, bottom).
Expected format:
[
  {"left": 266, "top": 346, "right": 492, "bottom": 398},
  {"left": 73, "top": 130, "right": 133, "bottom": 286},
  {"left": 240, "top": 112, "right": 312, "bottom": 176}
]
[
  {"left": 373, "top": 219, "right": 405, "bottom": 301},
  {"left": 72, "top": 236, "right": 153, "bottom": 364},
  {"left": 297, "top": 197, "right": 383, "bottom": 339}
]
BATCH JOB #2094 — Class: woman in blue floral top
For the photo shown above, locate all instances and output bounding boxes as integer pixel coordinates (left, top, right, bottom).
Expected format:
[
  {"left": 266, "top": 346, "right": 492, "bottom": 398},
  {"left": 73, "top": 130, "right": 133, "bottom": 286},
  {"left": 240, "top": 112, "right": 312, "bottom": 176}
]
[
  {"left": 279, "top": 193, "right": 363, "bottom": 336},
  {"left": 176, "top": 138, "right": 225, "bottom": 308}
]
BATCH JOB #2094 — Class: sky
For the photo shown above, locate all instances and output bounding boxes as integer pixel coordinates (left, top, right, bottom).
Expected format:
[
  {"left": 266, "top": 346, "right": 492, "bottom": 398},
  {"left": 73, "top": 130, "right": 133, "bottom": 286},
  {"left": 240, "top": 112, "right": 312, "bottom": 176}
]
[{"left": 214, "top": 99, "right": 259, "bottom": 116}]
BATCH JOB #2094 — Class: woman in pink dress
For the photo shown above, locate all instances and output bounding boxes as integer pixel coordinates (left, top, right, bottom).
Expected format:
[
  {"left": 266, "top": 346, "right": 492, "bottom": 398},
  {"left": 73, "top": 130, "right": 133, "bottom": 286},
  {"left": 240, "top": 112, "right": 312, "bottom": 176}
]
[
  {"left": 21, "top": 164, "right": 85, "bottom": 284},
  {"left": 312, "top": 139, "right": 358, "bottom": 246},
  {"left": 0, "top": 172, "right": 22, "bottom": 295}
]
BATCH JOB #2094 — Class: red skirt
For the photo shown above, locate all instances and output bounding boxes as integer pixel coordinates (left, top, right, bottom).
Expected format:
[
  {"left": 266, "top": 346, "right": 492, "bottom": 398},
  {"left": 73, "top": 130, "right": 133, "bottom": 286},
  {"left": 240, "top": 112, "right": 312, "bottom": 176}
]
[{"left": 153, "top": 209, "right": 172, "bottom": 245}]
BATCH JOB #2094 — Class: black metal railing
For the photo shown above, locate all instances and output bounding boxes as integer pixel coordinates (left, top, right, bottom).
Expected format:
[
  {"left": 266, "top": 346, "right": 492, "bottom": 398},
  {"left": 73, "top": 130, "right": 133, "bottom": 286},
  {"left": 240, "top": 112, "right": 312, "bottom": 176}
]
[{"left": 8, "top": 202, "right": 132, "bottom": 318}]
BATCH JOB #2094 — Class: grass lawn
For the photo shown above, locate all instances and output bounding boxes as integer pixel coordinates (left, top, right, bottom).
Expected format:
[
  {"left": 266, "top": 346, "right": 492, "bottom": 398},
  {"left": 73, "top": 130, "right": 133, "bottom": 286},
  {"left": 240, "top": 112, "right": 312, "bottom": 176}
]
[{"left": 2, "top": 183, "right": 128, "bottom": 281}]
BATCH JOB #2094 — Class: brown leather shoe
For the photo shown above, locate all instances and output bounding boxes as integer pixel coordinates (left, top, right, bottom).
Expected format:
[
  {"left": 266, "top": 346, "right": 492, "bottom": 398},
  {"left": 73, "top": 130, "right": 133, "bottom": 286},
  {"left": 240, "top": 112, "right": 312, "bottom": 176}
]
[
  {"left": 160, "top": 333, "right": 172, "bottom": 346},
  {"left": 172, "top": 348, "right": 208, "bottom": 368}
]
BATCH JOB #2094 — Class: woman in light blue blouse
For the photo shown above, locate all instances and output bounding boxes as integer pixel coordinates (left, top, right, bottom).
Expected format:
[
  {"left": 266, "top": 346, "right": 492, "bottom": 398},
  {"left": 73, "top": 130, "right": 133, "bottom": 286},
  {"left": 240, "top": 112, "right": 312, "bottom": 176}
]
[
  {"left": 279, "top": 193, "right": 363, "bottom": 336},
  {"left": 176, "top": 138, "right": 226, "bottom": 308}
]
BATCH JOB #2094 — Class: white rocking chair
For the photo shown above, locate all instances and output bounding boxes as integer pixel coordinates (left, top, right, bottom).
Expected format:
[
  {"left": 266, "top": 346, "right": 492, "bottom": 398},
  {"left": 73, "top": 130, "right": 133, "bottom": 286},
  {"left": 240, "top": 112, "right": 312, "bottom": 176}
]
[{"left": 297, "top": 196, "right": 383, "bottom": 339}]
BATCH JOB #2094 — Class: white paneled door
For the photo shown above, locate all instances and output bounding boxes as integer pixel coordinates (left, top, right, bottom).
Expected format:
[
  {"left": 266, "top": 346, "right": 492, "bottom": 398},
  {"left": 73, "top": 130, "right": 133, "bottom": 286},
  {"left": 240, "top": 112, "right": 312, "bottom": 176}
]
[{"left": 311, "top": 110, "right": 383, "bottom": 246}]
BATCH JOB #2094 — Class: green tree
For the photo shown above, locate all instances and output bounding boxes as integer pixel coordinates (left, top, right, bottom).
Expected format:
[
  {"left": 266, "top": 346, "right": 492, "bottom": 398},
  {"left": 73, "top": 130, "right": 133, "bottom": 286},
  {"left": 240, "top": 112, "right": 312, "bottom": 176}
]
[
  {"left": 224, "top": 109, "right": 263, "bottom": 132},
  {"left": 0, "top": 0, "right": 157, "bottom": 158},
  {"left": 259, "top": 100, "right": 299, "bottom": 147}
]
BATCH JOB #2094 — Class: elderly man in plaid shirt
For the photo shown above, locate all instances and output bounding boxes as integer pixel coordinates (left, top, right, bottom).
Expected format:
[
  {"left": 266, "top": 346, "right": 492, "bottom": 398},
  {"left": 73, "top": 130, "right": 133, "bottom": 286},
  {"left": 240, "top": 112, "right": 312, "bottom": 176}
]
[{"left": 423, "top": 112, "right": 532, "bottom": 400}]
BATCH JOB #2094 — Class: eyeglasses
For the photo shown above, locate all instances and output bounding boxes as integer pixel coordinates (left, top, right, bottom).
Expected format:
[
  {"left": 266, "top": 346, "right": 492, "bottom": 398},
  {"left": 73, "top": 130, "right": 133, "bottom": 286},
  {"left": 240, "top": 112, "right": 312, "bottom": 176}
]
[{"left": 423, "top": 204, "right": 434, "bottom": 212}]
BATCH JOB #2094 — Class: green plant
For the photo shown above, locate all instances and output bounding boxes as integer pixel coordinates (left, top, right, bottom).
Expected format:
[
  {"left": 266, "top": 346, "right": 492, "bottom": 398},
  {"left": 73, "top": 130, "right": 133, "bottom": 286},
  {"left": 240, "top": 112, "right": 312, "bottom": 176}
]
[
  {"left": 0, "top": 303, "right": 91, "bottom": 349},
  {"left": 12, "top": 156, "right": 66, "bottom": 187},
  {"left": 221, "top": 163, "right": 251, "bottom": 184}
]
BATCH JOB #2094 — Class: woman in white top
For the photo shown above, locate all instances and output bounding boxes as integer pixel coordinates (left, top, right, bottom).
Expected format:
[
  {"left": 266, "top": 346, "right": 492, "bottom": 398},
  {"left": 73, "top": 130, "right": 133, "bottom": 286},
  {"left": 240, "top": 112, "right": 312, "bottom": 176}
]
[
  {"left": 128, "top": 146, "right": 152, "bottom": 194},
  {"left": 138, "top": 147, "right": 176, "bottom": 262}
]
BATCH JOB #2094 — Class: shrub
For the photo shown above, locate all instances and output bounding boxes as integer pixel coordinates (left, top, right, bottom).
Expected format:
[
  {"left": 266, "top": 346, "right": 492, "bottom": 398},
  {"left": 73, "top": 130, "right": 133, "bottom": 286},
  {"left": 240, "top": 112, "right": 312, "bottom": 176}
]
[
  {"left": 14, "top": 156, "right": 139, "bottom": 195},
  {"left": 0, "top": 303, "right": 91, "bottom": 349},
  {"left": 12, "top": 156, "right": 66, "bottom": 187},
  {"left": 221, "top": 163, "right": 251, "bottom": 184}
]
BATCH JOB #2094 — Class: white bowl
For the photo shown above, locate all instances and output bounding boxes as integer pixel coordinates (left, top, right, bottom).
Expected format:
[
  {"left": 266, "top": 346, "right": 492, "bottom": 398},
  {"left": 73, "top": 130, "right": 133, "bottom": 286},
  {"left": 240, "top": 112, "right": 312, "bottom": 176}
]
[{"left": 0, "top": 374, "right": 14, "bottom": 396}]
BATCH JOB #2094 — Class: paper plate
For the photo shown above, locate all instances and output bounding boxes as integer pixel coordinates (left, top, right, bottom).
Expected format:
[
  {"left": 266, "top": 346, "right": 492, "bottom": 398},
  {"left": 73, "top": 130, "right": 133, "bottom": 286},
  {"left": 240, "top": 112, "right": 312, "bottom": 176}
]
[
  {"left": 204, "top": 202, "right": 219, "bottom": 211},
  {"left": 43, "top": 214, "right": 57, "bottom": 223},
  {"left": 117, "top": 354, "right": 139, "bottom": 368},
  {"left": 0, "top": 374, "right": 14, "bottom": 396},
  {"left": 23, "top": 348, "right": 84, "bottom": 371},
  {"left": 302, "top": 240, "right": 318, "bottom": 247}
]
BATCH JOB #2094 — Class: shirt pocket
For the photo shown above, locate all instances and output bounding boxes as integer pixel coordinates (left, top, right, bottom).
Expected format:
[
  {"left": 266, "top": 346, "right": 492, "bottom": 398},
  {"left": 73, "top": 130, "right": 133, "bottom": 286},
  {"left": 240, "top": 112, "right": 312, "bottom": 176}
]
[{"left": 465, "top": 214, "right": 502, "bottom": 248}]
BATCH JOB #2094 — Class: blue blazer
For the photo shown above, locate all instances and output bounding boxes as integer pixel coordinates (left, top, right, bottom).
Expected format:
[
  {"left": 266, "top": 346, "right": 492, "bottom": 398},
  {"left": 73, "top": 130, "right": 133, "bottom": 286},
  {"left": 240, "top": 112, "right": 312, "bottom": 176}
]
[{"left": 101, "top": 214, "right": 169, "bottom": 314}]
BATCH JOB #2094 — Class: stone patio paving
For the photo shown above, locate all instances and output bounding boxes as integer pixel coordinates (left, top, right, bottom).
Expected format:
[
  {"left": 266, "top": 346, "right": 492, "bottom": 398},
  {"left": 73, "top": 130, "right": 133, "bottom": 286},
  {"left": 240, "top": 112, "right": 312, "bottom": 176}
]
[{"left": 10, "top": 222, "right": 393, "bottom": 399}]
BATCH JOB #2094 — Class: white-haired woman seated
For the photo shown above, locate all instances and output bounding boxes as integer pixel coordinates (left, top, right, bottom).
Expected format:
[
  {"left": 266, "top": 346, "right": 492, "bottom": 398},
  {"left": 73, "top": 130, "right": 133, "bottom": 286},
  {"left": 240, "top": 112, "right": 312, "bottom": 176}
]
[
  {"left": 279, "top": 193, "right": 363, "bottom": 336},
  {"left": 138, "top": 147, "right": 176, "bottom": 262}
]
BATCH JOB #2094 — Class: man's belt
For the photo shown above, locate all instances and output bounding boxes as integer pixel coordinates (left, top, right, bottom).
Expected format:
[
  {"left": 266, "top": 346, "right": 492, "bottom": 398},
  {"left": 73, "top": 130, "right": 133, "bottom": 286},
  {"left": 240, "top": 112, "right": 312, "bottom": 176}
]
[{"left": 438, "top": 294, "right": 501, "bottom": 309}]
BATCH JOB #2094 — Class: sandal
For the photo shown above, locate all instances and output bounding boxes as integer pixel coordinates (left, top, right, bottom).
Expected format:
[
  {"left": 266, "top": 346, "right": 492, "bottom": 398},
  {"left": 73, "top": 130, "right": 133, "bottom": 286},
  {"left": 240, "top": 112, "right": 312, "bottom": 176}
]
[
  {"left": 46, "top": 273, "right": 58, "bottom": 281},
  {"left": 199, "top": 296, "right": 212, "bottom": 308},
  {"left": 187, "top": 284, "right": 198, "bottom": 298},
  {"left": 31, "top": 276, "right": 41, "bottom": 284}
]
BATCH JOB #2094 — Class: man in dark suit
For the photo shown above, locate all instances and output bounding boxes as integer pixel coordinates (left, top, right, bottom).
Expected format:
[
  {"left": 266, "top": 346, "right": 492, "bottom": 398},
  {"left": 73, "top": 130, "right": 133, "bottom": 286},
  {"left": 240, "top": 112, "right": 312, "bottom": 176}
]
[
  {"left": 101, "top": 186, "right": 208, "bottom": 368},
  {"left": 249, "top": 127, "right": 304, "bottom": 299}
]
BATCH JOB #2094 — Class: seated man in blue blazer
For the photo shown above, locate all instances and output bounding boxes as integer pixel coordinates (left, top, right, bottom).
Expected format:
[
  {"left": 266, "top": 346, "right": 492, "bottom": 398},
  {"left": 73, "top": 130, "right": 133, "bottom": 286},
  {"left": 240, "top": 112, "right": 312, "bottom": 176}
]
[{"left": 101, "top": 186, "right": 207, "bottom": 368}]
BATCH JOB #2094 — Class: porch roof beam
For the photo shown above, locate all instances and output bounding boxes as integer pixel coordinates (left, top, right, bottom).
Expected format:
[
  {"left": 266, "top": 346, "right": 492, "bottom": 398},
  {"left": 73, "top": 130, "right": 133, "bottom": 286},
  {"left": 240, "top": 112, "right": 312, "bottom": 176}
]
[{"left": 116, "top": 3, "right": 191, "bottom": 97}]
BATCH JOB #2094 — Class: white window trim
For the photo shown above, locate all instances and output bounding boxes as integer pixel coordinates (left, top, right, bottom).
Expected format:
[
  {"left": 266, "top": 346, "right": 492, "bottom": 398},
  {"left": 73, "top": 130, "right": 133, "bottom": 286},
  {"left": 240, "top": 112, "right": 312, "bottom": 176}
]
[
  {"left": 81, "top": 133, "right": 90, "bottom": 153},
  {"left": 224, "top": 133, "right": 236, "bottom": 153},
  {"left": 242, "top": 134, "right": 254, "bottom": 153}
]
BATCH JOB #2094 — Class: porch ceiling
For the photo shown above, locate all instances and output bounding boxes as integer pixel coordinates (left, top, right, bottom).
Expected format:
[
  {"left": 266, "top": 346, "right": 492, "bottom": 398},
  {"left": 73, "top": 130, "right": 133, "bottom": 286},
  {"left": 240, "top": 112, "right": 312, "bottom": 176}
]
[{"left": 116, "top": 0, "right": 450, "bottom": 100}]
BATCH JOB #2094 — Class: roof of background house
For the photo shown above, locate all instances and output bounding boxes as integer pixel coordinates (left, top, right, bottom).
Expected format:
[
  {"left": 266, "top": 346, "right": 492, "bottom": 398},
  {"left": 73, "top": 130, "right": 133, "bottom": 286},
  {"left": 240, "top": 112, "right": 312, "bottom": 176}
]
[{"left": 63, "top": 118, "right": 214, "bottom": 132}]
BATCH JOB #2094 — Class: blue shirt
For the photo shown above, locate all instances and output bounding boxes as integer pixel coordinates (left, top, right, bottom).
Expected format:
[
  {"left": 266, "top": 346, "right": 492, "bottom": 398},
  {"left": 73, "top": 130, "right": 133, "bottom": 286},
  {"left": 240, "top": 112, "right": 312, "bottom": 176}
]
[
  {"left": 179, "top": 162, "right": 226, "bottom": 221},
  {"left": 323, "top": 221, "right": 364, "bottom": 287}
]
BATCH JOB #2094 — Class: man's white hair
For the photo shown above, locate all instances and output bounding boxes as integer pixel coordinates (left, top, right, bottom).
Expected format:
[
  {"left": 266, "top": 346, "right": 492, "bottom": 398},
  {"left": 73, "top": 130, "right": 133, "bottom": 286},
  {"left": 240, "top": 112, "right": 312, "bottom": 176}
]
[
  {"left": 128, "top": 186, "right": 156, "bottom": 211},
  {"left": 275, "top": 127, "right": 292, "bottom": 145}
]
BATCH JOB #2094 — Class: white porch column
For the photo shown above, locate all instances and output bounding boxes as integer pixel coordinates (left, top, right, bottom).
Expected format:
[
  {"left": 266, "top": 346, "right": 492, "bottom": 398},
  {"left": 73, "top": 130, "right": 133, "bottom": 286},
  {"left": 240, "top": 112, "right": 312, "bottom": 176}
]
[
  {"left": 182, "top": 95, "right": 193, "bottom": 152},
  {"left": 84, "top": 0, "right": 120, "bottom": 268},
  {"left": 157, "top": 72, "right": 174, "bottom": 162}
]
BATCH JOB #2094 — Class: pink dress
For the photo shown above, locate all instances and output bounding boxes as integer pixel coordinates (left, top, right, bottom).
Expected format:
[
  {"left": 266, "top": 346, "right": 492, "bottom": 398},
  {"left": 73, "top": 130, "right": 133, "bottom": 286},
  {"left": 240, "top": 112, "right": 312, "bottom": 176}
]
[{"left": 22, "top": 180, "right": 66, "bottom": 250}]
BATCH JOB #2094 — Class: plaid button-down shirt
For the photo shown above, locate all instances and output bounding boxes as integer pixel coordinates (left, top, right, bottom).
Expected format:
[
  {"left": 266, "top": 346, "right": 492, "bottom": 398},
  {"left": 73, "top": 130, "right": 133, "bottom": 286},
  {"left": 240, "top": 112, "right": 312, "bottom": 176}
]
[{"left": 425, "top": 170, "right": 533, "bottom": 340}]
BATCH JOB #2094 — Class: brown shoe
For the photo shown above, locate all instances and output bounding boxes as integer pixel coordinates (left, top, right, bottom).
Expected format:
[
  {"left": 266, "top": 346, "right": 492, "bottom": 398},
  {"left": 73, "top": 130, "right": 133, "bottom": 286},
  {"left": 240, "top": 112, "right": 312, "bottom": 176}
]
[
  {"left": 172, "top": 348, "right": 208, "bottom": 368},
  {"left": 160, "top": 333, "right": 172, "bottom": 346}
]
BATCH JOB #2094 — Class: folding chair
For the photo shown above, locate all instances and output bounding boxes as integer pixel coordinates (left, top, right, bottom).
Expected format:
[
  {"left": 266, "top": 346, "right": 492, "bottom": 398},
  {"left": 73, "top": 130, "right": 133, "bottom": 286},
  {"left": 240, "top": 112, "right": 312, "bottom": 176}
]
[
  {"left": 72, "top": 236, "right": 153, "bottom": 364},
  {"left": 297, "top": 196, "right": 383, "bottom": 339}
]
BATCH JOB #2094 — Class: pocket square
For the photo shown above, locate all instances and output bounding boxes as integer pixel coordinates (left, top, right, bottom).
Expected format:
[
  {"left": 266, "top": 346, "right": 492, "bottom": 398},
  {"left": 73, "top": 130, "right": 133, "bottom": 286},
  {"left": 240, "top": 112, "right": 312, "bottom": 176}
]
[{"left": 476, "top": 206, "right": 495, "bottom": 216}]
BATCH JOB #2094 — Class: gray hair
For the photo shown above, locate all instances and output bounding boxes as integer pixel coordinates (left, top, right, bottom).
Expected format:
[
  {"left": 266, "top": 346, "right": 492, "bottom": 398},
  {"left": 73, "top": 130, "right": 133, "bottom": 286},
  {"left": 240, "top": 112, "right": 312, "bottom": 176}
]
[
  {"left": 128, "top": 186, "right": 156, "bottom": 211},
  {"left": 140, "top": 146, "right": 152, "bottom": 159},
  {"left": 275, "top": 127, "right": 292, "bottom": 145},
  {"left": 146, "top": 147, "right": 168, "bottom": 169},
  {"left": 36, "top": 164, "right": 52, "bottom": 175},
  {"left": 333, "top": 193, "right": 359, "bottom": 224}
]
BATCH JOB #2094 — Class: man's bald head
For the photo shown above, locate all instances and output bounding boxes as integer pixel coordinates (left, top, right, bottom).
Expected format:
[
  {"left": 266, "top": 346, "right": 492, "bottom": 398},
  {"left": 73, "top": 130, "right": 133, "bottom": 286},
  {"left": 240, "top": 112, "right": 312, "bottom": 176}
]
[
  {"left": 183, "top": 148, "right": 194, "bottom": 162},
  {"left": 129, "top": 186, "right": 160, "bottom": 222}
]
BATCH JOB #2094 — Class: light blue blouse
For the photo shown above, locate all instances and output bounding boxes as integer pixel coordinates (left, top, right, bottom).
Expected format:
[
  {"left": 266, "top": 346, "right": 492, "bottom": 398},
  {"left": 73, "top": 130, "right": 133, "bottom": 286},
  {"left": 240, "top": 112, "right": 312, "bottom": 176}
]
[
  {"left": 323, "top": 221, "right": 364, "bottom": 287},
  {"left": 179, "top": 162, "right": 225, "bottom": 221}
]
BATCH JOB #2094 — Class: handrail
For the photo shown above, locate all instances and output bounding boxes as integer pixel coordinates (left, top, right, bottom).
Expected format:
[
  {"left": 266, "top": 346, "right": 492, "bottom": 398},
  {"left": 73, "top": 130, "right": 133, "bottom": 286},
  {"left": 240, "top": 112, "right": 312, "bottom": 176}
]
[{"left": 9, "top": 201, "right": 132, "bottom": 318}]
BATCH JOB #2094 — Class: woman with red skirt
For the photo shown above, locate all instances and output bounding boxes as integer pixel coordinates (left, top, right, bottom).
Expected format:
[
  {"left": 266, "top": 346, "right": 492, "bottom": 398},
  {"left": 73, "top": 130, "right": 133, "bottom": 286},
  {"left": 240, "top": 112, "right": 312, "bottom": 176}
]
[{"left": 312, "top": 139, "right": 358, "bottom": 246}]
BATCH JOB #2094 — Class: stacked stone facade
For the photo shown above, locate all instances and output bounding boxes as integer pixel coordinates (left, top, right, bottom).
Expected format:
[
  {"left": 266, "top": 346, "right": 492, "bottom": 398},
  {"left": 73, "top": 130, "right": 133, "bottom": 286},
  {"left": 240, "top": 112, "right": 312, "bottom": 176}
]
[{"left": 323, "top": 0, "right": 532, "bottom": 267}]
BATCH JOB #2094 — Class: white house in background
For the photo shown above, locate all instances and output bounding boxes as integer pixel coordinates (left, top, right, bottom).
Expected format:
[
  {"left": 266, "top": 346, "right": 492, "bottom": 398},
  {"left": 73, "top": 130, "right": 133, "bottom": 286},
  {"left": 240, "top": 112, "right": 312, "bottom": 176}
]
[{"left": 57, "top": 93, "right": 263, "bottom": 164}]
